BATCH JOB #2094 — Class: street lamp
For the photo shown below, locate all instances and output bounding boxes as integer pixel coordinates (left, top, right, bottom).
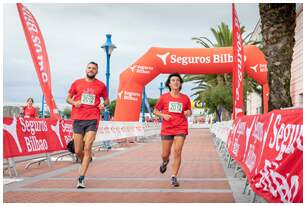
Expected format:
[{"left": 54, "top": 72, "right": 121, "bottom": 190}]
[
  {"left": 159, "top": 82, "right": 165, "bottom": 96},
  {"left": 101, "top": 34, "right": 116, "bottom": 121}
]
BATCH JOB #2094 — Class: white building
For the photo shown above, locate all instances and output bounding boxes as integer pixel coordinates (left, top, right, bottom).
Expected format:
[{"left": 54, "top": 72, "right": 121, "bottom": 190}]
[{"left": 290, "top": 5, "right": 303, "bottom": 107}]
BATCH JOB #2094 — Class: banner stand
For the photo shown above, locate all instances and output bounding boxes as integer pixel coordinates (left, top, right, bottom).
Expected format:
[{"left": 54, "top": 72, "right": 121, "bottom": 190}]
[
  {"left": 46, "top": 153, "right": 52, "bottom": 168},
  {"left": 243, "top": 178, "right": 258, "bottom": 203},
  {"left": 25, "top": 154, "right": 51, "bottom": 169},
  {"left": 7, "top": 158, "right": 18, "bottom": 177}
]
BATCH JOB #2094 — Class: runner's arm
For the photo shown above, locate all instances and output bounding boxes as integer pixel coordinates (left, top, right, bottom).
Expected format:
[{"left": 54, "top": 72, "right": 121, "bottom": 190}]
[
  {"left": 98, "top": 98, "right": 110, "bottom": 110},
  {"left": 153, "top": 108, "right": 171, "bottom": 120},
  {"left": 66, "top": 93, "right": 81, "bottom": 107},
  {"left": 103, "top": 98, "right": 110, "bottom": 106},
  {"left": 184, "top": 109, "right": 192, "bottom": 117},
  {"left": 153, "top": 108, "right": 163, "bottom": 118}
]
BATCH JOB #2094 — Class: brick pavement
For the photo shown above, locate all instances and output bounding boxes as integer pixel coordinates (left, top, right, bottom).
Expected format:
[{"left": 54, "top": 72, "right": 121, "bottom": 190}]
[{"left": 3, "top": 129, "right": 235, "bottom": 203}]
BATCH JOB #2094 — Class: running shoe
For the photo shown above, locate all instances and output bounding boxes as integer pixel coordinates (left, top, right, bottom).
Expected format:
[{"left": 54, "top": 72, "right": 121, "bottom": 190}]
[
  {"left": 171, "top": 176, "right": 180, "bottom": 187},
  {"left": 77, "top": 178, "right": 86, "bottom": 189},
  {"left": 160, "top": 159, "right": 169, "bottom": 174}
]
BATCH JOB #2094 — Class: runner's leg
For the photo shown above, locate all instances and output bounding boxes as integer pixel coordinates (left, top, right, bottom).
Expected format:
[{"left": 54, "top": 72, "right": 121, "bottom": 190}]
[
  {"left": 160, "top": 138, "right": 173, "bottom": 173},
  {"left": 73, "top": 133, "right": 84, "bottom": 161},
  {"left": 79, "top": 131, "right": 96, "bottom": 176},
  {"left": 172, "top": 136, "right": 185, "bottom": 176},
  {"left": 161, "top": 139, "right": 173, "bottom": 162}
]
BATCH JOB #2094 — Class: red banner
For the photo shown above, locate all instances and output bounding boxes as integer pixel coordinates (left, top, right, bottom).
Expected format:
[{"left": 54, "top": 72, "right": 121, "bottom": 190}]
[
  {"left": 232, "top": 3, "right": 245, "bottom": 119},
  {"left": 227, "top": 109, "right": 303, "bottom": 203},
  {"left": 3, "top": 117, "right": 73, "bottom": 158},
  {"left": 16, "top": 3, "right": 60, "bottom": 119}
]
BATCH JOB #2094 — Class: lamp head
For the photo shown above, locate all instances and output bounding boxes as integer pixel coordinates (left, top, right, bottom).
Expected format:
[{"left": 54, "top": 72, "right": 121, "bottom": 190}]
[{"left": 101, "top": 33, "right": 117, "bottom": 56}]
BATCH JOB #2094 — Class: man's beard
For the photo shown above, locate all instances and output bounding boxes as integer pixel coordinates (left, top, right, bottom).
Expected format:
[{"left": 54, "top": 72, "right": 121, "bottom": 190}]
[{"left": 86, "top": 73, "right": 96, "bottom": 79}]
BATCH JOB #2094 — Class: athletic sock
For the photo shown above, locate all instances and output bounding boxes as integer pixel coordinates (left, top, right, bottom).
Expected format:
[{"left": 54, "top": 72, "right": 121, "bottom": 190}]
[{"left": 79, "top": 175, "right": 85, "bottom": 182}]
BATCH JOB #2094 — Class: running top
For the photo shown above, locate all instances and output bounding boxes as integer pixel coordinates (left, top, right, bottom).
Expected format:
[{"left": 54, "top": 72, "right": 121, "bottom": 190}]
[
  {"left": 155, "top": 92, "right": 191, "bottom": 136},
  {"left": 23, "top": 106, "right": 37, "bottom": 118},
  {"left": 68, "top": 78, "right": 108, "bottom": 120}
]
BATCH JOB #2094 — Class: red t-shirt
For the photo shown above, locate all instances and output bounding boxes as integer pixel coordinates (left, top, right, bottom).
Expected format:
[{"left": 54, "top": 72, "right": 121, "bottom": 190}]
[
  {"left": 155, "top": 92, "right": 191, "bottom": 136},
  {"left": 23, "top": 106, "right": 37, "bottom": 118},
  {"left": 68, "top": 78, "right": 108, "bottom": 120}
]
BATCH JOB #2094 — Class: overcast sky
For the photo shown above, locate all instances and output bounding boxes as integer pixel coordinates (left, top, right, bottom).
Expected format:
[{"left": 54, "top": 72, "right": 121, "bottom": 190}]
[{"left": 3, "top": 3, "right": 260, "bottom": 109}]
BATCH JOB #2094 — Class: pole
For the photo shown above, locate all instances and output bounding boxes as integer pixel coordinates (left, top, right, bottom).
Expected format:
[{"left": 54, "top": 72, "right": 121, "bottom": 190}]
[
  {"left": 159, "top": 82, "right": 164, "bottom": 96},
  {"left": 141, "top": 88, "right": 146, "bottom": 122},
  {"left": 41, "top": 95, "right": 44, "bottom": 118},
  {"left": 102, "top": 33, "right": 116, "bottom": 121},
  {"left": 104, "top": 46, "right": 110, "bottom": 121}
]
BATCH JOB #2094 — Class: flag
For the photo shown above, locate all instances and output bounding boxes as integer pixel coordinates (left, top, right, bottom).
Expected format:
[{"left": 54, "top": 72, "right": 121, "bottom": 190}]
[
  {"left": 17, "top": 3, "right": 60, "bottom": 119},
  {"left": 232, "top": 3, "right": 245, "bottom": 119}
]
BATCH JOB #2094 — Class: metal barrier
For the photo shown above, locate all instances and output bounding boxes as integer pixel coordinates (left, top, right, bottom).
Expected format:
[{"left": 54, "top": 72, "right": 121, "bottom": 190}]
[
  {"left": 210, "top": 121, "right": 265, "bottom": 203},
  {"left": 3, "top": 121, "right": 161, "bottom": 178},
  {"left": 4, "top": 150, "right": 70, "bottom": 177}
]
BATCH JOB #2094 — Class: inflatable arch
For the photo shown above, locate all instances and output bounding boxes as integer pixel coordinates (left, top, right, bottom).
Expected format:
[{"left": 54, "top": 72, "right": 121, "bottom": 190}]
[{"left": 114, "top": 45, "right": 269, "bottom": 121}]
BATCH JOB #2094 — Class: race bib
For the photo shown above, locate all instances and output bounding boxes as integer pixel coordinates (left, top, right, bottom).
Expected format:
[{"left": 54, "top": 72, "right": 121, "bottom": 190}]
[
  {"left": 81, "top": 93, "right": 96, "bottom": 105},
  {"left": 168, "top": 101, "right": 183, "bottom": 113}
]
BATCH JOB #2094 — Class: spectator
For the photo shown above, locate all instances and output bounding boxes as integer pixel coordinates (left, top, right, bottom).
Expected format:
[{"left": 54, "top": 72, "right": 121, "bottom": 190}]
[{"left": 21, "top": 97, "right": 37, "bottom": 118}]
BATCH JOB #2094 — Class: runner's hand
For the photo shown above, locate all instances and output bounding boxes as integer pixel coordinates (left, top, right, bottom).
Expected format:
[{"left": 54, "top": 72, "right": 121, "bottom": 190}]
[
  {"left": 162, "top": 114, "right": 172, "bottom": 121},
  {"left": 184, "top": 110, "right": 191, "bottom": 117},
  {"left": 73, "top": 100, "right": 82, "bottom": 108},
  {"left": 98, "top": 103, "right": 105, "bottom": 110}
]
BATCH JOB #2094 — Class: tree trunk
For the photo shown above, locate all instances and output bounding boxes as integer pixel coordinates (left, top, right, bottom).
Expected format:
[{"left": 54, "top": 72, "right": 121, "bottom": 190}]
[{"left": 259, "top": 3, "right": 296, "bottom": 111}]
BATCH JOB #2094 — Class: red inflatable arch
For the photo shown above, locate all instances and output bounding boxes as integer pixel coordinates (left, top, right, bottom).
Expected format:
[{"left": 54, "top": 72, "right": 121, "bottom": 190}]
[{"left": 114, "top": 45, "right": 269, "bottom": 121}]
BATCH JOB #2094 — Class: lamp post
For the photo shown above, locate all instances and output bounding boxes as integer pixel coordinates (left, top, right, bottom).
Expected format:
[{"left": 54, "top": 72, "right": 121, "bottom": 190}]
[
  {"left": 101, "top": 34, "right": 116, "bottom": 121},
  {"left": 158, "top": 82, "right": 164, "bottom": 96}
]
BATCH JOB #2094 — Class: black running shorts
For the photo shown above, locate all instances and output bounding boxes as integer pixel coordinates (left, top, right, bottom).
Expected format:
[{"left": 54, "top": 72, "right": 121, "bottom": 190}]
[
  {"left": 73, "top": 119, "right": 98, "bottom": 136},
  {"left": 161, "top": 134, "right": 186, "bottom": 140}
]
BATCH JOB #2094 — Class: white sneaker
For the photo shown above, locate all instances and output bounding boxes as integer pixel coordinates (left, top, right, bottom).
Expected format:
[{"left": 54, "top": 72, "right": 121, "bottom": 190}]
[
  {"left": 171, "top": 176, "right": 180, "bottom": 187},
  {"left": 77, "top": 179, "right": 86, "bottom": 189}
]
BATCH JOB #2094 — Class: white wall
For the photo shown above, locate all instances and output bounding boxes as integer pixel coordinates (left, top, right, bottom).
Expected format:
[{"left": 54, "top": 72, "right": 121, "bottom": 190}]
[{"left": 290, "top": 6, "right": 303, "bottom": 107}]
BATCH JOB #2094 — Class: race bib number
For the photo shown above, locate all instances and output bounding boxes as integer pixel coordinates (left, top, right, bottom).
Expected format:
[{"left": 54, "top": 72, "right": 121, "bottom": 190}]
[
  {"left": 168, "top": 101, "right": 183, "bottom": 113},
  {"left": 81, "top": 93, "right": 96, "bottom": 105}
]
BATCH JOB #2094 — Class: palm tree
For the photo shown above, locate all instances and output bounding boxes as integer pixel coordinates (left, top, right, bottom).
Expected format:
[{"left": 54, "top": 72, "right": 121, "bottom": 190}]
[
  {"left": 185, "top": 22, "right": 261, "bottom": 120},
  {"left": 259, "top": 3, "right": 296, "bottom": 110}
]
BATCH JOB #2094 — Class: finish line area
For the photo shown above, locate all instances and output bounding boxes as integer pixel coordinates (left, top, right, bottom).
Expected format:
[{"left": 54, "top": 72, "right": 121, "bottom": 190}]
[{"left": 4, "top": 128, "right": 259, "bottom": 203}]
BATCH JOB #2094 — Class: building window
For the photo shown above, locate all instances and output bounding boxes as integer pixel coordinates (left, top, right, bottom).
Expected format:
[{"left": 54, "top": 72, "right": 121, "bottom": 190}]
[
  {"left": 256, "top": 106, "right": 262, "bottom": 114},
  {"left": 299, "top": 93, "right": 303, "bottom": 107}
]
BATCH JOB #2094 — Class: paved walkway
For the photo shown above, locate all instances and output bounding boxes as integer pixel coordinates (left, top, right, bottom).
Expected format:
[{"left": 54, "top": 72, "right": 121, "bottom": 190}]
[{"left": 4, "top": 129, "right": 237, "bottom": 203}]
